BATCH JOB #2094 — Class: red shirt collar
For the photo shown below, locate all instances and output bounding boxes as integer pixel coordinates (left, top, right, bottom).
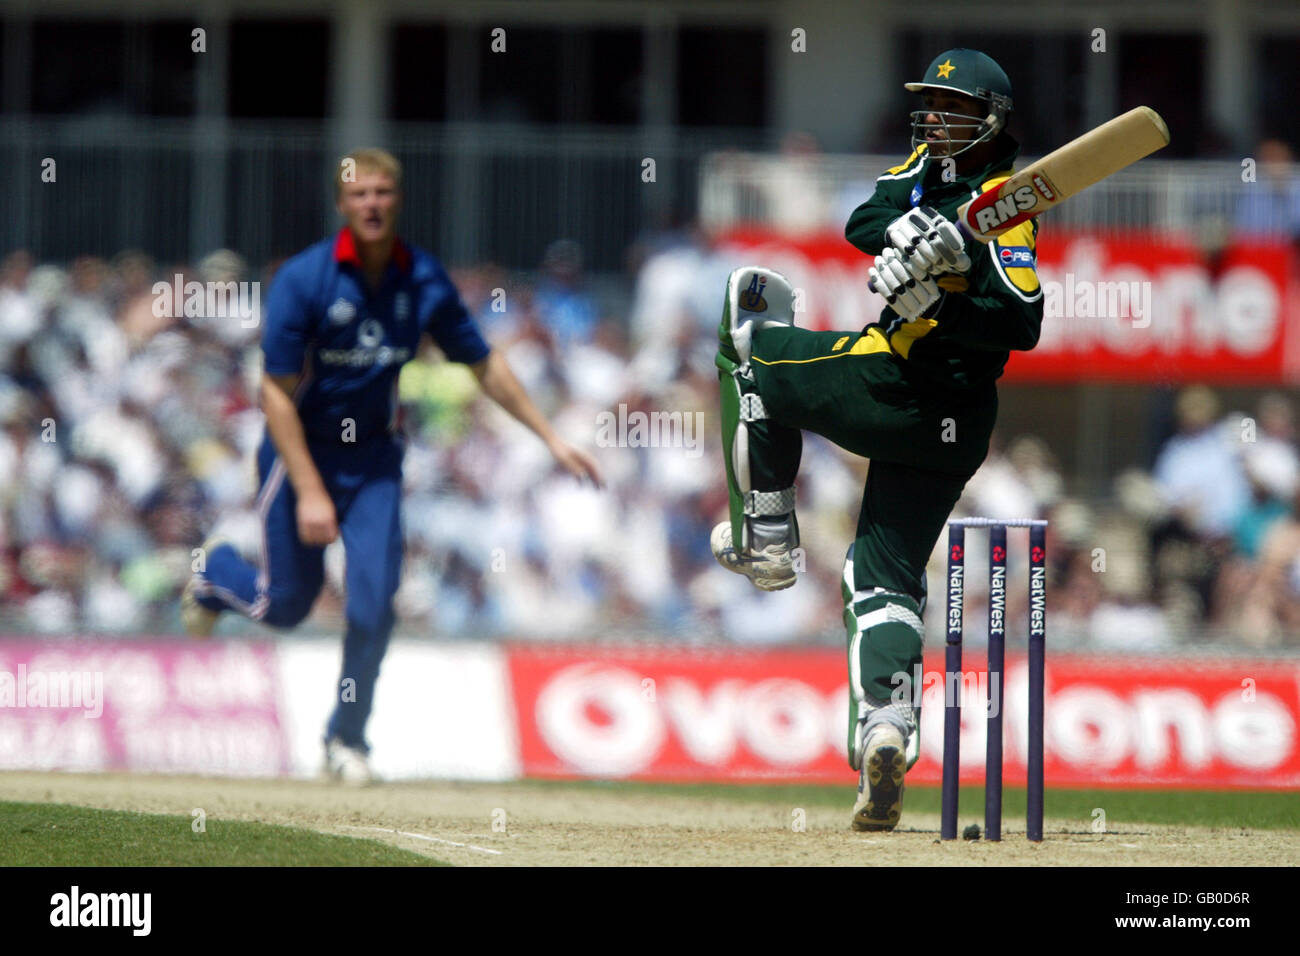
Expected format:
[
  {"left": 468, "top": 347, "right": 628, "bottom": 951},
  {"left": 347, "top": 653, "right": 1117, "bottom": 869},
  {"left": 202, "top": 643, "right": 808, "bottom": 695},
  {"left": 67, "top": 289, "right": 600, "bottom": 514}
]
[{"left": 333, "top": 228, "right": 412, "bottom": 273}]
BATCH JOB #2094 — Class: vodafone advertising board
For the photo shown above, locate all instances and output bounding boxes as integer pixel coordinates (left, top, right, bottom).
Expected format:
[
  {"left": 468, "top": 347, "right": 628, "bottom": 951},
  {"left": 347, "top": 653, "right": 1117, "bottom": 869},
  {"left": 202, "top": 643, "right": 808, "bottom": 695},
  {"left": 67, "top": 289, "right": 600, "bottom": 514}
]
[
  {"left": 713, "top": 229, "right": 1300, "bottom": 384},
  {"left": 507, "top": 646, "right": 1300, "bottom": 789}
]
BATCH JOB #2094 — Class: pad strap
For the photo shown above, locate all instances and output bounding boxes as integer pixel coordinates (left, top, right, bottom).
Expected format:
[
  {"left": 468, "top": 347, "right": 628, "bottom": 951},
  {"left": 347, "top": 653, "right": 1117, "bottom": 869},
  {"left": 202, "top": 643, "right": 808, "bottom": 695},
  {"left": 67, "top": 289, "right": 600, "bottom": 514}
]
[
  {"left": 738, "top": 392, "right": 767, "bottom": 422},
  {"left": 852, "top": 602, "right": 924, "bottom": 638},
  {"left": 744, "top": 486, "right": 796, "bottom": 517}
]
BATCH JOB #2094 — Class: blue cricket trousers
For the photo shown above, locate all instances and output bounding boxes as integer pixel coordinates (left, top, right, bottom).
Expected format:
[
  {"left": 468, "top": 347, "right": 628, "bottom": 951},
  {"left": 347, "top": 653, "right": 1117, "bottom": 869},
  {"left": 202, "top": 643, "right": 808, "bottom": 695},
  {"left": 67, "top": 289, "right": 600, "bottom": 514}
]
[{"left": 195, "top": 431, "right": 404, "bottom": 751}]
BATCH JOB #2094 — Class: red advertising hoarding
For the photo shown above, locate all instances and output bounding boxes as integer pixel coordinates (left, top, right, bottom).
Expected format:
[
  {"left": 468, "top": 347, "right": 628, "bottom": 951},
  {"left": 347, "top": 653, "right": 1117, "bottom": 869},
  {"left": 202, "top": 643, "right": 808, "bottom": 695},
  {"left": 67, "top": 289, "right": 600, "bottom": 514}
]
[
  {"left": 714, "top": 229, "right": 1300, "bottom": 384},
  {"left": 507, "top": 645, "right": 1300, "bottom": 790}
]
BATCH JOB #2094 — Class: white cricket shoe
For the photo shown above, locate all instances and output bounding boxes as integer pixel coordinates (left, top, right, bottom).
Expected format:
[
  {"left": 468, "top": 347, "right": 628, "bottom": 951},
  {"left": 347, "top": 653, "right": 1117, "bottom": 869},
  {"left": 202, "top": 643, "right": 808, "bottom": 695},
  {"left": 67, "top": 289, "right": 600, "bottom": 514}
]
[
  {"left": 180, "top": 535, "right": 234, "bottom": 639},
  {"left": 323, "top": 738, "right": 374, "bottom": 787},
  {"left": 180, "top": 575, "right": 219, "bottom": 639},
  {"left": 710, "top": 522, "right": 796, "bottom": 591},
  {"left": 851, "top": 723, "right": 906, "bottom": 832}
]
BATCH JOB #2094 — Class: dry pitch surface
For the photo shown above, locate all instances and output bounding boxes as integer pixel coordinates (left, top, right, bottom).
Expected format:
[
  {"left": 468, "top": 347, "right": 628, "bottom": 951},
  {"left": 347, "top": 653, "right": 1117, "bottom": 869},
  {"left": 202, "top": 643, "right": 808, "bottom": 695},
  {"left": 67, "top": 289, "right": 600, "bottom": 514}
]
[{"left": 2, "top": 772, "right": 1296, "bottom": 866}]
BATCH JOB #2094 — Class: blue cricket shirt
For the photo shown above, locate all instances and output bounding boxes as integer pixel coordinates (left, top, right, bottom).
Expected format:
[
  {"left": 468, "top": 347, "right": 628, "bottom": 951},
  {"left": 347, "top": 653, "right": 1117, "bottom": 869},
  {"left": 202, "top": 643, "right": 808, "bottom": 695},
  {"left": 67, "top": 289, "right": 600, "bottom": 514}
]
[{"left": 261, "top": 228, "right": 491, "bottom": 444}]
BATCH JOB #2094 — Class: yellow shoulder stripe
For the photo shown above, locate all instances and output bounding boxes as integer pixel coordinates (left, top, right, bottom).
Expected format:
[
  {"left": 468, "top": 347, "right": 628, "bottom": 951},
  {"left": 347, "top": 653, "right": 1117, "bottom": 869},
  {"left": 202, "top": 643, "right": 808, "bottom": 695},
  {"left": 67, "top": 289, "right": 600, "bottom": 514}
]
[{"left": 886, "top": 145, "right": 927, "bottom": 176}]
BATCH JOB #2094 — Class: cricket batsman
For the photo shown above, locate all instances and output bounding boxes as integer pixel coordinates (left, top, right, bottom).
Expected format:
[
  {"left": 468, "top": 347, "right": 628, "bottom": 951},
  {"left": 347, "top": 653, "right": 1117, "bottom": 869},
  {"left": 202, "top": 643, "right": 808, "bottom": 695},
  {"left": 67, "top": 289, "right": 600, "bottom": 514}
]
[
  {"left": 182, "top": 148, "right": 602, "bottom": 784},
  {"left": 711, "top": 50, "right": 1043, "bottom": 829}
]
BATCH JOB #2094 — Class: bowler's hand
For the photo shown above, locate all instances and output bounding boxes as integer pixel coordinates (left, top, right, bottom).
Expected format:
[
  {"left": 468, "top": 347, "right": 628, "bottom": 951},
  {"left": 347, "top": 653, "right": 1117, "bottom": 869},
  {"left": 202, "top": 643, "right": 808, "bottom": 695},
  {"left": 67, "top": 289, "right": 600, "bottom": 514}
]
[
  {"left": 549, "top": 439, "right": 605, "bottom": 489},
  {"left": 297, "top": 487, "right": 339, "bottom": 547}
]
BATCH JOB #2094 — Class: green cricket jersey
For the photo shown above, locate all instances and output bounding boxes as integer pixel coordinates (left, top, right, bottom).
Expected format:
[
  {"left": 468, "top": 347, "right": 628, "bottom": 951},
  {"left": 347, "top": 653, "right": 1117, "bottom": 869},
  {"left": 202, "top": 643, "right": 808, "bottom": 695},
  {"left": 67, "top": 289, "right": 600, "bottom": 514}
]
[{"left": 844, "top": 134, "right": 1045, "bottom": 390}]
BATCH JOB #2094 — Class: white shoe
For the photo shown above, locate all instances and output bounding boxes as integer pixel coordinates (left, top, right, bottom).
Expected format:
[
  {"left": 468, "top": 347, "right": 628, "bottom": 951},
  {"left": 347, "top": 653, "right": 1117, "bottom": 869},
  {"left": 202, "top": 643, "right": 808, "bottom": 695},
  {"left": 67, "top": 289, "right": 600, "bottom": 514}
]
[
  {"left": 181, "top": 535, "right": 233, "bottom": 639},
  {"left": 180, "top": 575, "right": 219, "bottom": 639},
  {"left": 323, "top": 738, "right": 374, "bottom": 787},
  {"left": 710, "top": 522, "right": 796, "bottom": 591},
  {"left": 851, "top": 723, "right": 906, "bottom": 832},
  {"left": 851, "top": 699, "right": 920, "bottom": 771}
]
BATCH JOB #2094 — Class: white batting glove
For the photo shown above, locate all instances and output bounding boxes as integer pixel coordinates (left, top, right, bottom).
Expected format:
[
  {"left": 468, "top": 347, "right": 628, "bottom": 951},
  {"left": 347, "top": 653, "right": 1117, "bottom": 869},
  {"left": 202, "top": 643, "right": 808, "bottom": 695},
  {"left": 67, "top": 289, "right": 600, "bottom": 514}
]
[
  {"left": 885, "top": 206, "right": 971, "bottom": 275},
  {"left": 869, "top": 247, "right": 941, "bottom": 320}
]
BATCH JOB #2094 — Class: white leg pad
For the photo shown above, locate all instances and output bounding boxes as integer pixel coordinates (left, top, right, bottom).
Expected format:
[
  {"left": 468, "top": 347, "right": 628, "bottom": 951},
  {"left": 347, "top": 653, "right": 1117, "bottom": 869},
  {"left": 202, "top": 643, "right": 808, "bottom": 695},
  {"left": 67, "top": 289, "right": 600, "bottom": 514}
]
[{"left": 724, "top": 266, "right": 796, "bottom": 368}]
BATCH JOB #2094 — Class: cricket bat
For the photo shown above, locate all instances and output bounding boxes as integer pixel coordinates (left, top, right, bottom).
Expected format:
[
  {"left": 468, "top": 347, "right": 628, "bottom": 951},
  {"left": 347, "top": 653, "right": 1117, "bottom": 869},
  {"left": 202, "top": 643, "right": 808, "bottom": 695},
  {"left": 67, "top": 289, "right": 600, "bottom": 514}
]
[{"left": 955, "top": 106, "right": 1170, "bottom": 243}]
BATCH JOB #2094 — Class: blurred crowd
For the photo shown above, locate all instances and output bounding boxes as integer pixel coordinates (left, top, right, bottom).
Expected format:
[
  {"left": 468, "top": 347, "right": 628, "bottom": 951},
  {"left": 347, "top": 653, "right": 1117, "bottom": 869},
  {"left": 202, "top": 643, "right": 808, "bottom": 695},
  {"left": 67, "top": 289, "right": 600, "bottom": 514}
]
[
  {"left": 0, "top": 240, "right": 851, "bottom": 644},
  {"left": 945, "top": 385, "right": 1300, "bottom": 652},
  {"left": 1, "top": 237, "right": 1299, "bottom": 650}
]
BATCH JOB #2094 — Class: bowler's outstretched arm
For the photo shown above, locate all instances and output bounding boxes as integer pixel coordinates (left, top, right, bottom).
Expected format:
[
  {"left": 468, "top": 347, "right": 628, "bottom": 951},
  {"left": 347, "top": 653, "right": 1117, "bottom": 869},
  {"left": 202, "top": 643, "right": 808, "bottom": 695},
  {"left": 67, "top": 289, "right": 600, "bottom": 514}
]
[{"left": 469, "top": 350, "right": 604, "bottom": 487}]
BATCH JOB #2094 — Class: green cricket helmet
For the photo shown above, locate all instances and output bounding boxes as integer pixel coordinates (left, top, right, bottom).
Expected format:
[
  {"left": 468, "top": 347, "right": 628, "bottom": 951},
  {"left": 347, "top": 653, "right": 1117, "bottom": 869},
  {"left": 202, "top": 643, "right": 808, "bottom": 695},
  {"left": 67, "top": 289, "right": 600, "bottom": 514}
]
[{"left": 904, "top": 49, "right": 1013, "bottom": 157}]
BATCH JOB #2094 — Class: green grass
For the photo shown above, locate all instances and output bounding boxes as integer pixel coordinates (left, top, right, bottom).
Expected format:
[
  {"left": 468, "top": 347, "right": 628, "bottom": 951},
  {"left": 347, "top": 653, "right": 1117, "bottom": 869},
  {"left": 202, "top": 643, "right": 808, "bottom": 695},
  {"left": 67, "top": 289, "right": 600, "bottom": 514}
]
[
  {"left": 0, "top": 802, "right": 448, "bottom": 866},
  {"left": 522, "top": 778, "right": 1300, "bottom": 831},
  {"left": 8, "top": 781, "right": 1292, "bottom": 866}
]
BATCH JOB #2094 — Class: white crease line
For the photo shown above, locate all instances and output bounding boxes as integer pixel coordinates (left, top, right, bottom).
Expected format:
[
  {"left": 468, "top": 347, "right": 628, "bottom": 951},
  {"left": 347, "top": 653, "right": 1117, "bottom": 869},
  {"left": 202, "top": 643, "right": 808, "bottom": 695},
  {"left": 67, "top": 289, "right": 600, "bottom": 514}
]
[{"left": 337, "top": 824, "right": 503, "bottom": 856}]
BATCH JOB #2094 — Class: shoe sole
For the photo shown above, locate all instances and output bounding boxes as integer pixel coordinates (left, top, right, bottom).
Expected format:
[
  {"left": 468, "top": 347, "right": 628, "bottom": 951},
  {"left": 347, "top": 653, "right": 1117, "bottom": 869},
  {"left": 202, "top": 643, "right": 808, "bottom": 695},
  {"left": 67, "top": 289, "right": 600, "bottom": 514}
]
[
  {"left": 710, "top": 523, "right": 797, "bottom": 591},
  {"left": 851, "top": 744, "right": 905, "bottom": 832}
]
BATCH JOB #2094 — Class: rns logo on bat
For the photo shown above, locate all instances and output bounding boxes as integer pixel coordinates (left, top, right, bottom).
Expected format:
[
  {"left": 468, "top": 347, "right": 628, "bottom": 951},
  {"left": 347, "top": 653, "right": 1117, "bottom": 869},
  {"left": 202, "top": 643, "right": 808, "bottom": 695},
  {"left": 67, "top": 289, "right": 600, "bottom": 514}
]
[{"left": 971, "top": 184, "right": 1039, "bottom": 234}]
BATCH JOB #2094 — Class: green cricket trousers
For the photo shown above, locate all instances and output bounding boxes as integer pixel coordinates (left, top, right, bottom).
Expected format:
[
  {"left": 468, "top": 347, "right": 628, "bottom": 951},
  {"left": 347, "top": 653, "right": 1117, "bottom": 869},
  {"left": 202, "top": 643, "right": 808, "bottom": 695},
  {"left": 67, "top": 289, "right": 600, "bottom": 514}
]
[{"left": 745, "top": 323, "right": 998, "bottom": 715}]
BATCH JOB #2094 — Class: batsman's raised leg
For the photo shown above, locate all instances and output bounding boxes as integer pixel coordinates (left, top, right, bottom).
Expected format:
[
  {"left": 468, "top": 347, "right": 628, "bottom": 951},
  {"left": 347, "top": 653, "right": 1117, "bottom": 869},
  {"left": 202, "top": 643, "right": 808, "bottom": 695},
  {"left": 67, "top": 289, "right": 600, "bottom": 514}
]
[{"left": 711, "top": 267, "right": 803, "bottom": 591}]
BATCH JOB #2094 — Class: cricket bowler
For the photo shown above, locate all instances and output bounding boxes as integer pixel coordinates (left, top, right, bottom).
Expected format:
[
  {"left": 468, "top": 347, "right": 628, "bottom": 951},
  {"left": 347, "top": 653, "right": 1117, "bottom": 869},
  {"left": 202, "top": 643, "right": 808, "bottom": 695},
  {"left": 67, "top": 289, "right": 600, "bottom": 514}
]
[
  {"left": 711, "top": 50, "right": 1044, "bottom": 829},
  {"left": 182, "top": 148, "right": 602, "bottom": 784}
]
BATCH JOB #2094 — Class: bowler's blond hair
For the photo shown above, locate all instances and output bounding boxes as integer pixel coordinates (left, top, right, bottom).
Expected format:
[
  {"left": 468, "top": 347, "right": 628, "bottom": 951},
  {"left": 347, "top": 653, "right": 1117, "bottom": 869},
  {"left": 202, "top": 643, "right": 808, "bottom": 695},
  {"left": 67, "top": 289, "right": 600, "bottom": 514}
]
[{"left": 335, "top": 148, "right": 402, "bottom": 198}]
